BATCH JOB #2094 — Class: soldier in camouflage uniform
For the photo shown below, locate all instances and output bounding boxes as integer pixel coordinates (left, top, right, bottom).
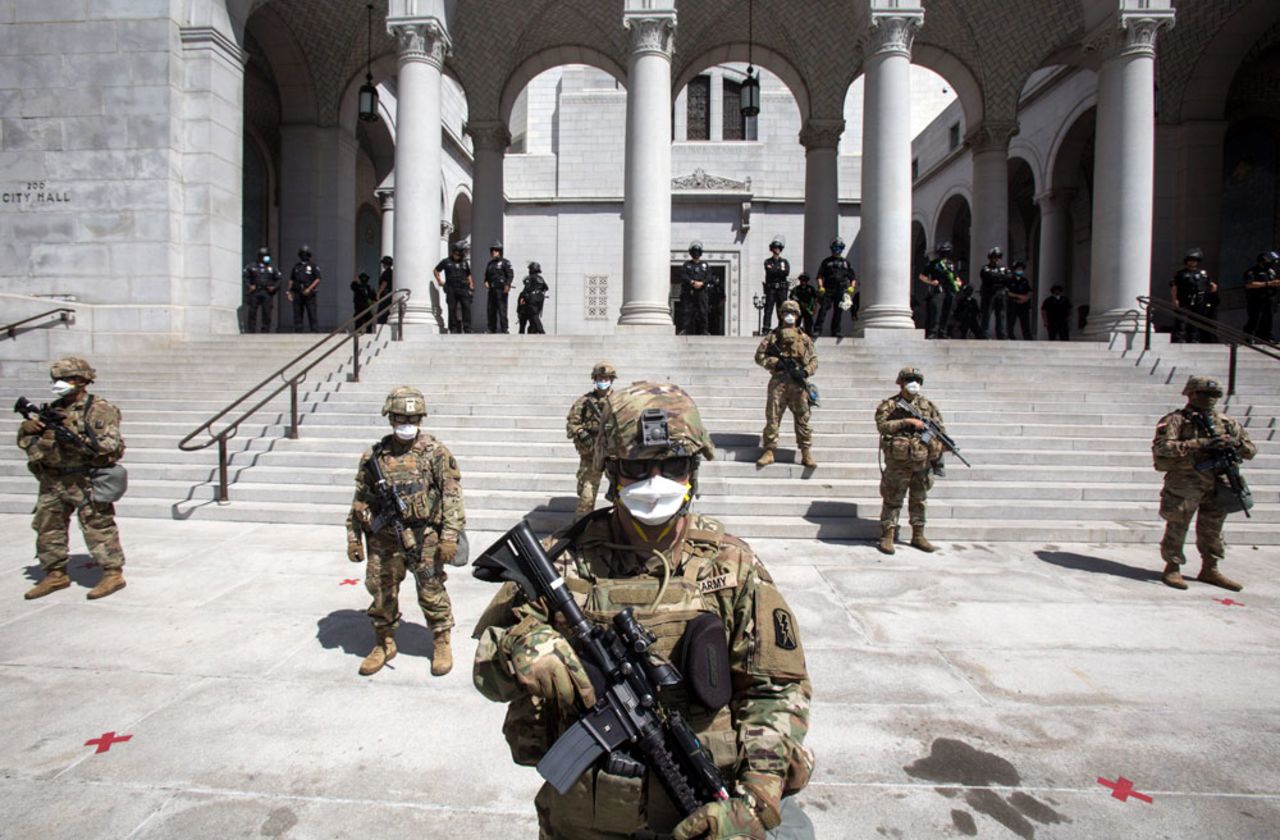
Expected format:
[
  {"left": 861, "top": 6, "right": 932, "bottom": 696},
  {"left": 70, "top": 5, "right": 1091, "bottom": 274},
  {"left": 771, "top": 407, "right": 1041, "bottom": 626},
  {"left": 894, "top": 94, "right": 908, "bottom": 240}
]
[
  {"left": 566, "top": 361, "right": 617, "bottom": 518},
  {"left": 346, "top": 387, "right": 466, "bottom": 677},
  {"left": 473, "top": 382, "right": 815, "bottom": 840},
  {"left": 875, "top": 367, "right": 945, "bottom": 555},
  {"left": 1152, "top": 375, "right": 1257, "bottom": 591},
  {"left": 755, "top": 300, "right": 818, "bottom": 469},
  {"left": 18, "top": 357, "right": 128, "bottom": 600}
]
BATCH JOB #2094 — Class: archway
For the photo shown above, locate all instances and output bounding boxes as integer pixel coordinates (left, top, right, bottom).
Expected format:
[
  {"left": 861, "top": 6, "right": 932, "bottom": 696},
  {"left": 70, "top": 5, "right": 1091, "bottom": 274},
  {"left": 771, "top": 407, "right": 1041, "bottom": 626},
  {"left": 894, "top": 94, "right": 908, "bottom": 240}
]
[{"left": 934, "top": 193, "right": 972, "bottom": 278}]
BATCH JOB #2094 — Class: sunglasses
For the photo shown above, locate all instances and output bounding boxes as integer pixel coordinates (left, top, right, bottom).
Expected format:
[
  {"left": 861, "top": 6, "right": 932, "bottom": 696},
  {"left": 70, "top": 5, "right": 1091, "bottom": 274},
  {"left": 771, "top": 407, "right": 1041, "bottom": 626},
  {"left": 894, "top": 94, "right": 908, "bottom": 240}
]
[
  {"left": 616, "top": 457, "right": 694, "bottom": 481},
  {"left": 390, "top": 414, "right": 424, "bottom": 424}
]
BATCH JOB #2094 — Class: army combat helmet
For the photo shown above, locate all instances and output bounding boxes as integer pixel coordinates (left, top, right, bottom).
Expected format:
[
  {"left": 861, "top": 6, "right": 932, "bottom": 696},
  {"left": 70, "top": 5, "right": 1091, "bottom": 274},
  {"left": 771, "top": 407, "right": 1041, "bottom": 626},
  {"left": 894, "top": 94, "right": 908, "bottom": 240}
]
[
  {"left": 381, "top": 385, "right": 427, "bottom": 418},
  {"left": 596, "top": 382, "right": 715, "bottom": 500},
  {"left": 1182, "top": 375, "right": 1222, "bottom": 398},
  {"left": 50, "top": 356, "right": 96, "bottom": 383},
  {"left": 591, "top": 361, "right": 617, "bottom": 380},
  {"left": 779, "top": 299, "right": 801, "bottom": 318},
  {"left": 896, "top": 366, "right": 924, "bottom": 385}
]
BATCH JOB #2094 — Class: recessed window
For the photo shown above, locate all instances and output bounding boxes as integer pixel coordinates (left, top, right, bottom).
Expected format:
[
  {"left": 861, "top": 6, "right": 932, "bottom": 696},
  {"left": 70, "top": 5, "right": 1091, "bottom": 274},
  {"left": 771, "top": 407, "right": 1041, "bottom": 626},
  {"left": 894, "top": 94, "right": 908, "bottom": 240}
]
[
  {"left": 948, "top": 123, "right": 960, "bottom": 151},
  {"left": 723, "top": 78, "right": 745, "bottom": 141},
  {"left": 687, "top": 76, "right": 710, "bottom": 141}
]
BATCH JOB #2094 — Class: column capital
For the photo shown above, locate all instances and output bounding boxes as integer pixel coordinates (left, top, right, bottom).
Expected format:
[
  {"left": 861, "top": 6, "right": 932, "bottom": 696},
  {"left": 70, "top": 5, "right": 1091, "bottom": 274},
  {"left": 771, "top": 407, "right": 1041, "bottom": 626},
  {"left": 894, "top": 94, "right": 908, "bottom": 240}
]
[
  {"left": 799, "top": 119, "right": 845, "bottom": 151},
  {"left": 965, "top": 120, "right": 1019, "bottom": 154},
  {"left": 1034, "top": 187, "right": 1076, "bottom": 209},
  {"left": 466, "top": 120, "right": 512, "bottom": 153},
  {"left": 866, "top": 1, "right": 924, "bottom": 60},
  {"left": 390, "top": 19, "right": 451, "bottom": 68},
  {"left": 623, "top": 2, "right": 676, "bottom": 58},
  {"left": 1084, "top": 2, "right": 1174, "bottom": 59},
  {"left": 376, "top": 189, "right": 395, "bottom": 211}
]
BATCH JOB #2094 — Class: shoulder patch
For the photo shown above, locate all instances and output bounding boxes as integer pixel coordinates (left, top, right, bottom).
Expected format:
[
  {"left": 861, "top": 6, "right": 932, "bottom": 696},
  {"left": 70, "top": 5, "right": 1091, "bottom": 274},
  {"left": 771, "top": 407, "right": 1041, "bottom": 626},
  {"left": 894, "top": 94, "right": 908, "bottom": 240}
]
[{"left": 772, "top": 608, "right": 798, "bottom": 650}]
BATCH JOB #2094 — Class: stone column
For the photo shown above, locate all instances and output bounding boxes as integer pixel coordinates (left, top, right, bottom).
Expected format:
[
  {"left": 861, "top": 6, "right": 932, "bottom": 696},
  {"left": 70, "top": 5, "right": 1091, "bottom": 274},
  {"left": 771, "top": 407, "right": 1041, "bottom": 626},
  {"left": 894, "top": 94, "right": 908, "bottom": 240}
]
[
  {"left": 1036, "top": 189, "right": 1073, "bottom": 306},
  {"left": 468, "top": 121, "right": 510, "bottom": 268},
  {"left": 800, "top": 120, "right": 843, "bottom": 280},
  {"left": 968, "top": 121, "right": 1018, "bottom": 263},
  {"left": 674, "top": 88, "right": 689, "bottom": 142},
  {"left": 618, "top": 1, "right": 677, "bottom": 329},
  {"left": 377, "top": 189, "right": 394, "bottom": 261},
  {"left": 387, "top": 15, "right": 450, "bottom": 327},
  {"left": 709, "top": 69, "right": 724, "bottom": 142},
  {"left": 1085, "top": 4, "right": 1175, "bottom": 336},
  {"left": 858, "top": 2, "right": 924, "bottom": 331}
]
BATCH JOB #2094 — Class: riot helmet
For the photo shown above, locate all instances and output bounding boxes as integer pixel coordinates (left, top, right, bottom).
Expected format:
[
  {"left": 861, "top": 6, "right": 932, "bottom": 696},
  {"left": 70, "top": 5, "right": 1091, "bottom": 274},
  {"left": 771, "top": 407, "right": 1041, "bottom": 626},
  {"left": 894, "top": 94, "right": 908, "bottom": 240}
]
[
  {"left": 689, "top": 240, "right": 703, "bottom": 258},
  {"left": 830, "top": 237, "right": 846, "bottom": 254}
]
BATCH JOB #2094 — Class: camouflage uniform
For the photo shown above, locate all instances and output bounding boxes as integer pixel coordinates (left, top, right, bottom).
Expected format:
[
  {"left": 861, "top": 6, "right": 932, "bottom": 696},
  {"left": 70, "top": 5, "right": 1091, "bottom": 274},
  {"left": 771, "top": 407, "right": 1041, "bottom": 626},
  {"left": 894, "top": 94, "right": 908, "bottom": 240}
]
[
  {"left": 875, "top": 367, "right": 945, "bottom": 553},
  {"left": 473, "top": 382, "right": 814, "bottom": 840},
  {"left": 754, "top": 301, "right": 817, "bottom": 468},
  {"left": 18, "top": 358, "right": 127, "bottom": 599},
  {"left": 347, "top": 387, "right": 465, "bottom": 675},
  {"left": 1152, "top": 375, "right": 1256, "bottom": 590},
  {"left": 566, "top": 362, "right": 616, "bottom": 518}
]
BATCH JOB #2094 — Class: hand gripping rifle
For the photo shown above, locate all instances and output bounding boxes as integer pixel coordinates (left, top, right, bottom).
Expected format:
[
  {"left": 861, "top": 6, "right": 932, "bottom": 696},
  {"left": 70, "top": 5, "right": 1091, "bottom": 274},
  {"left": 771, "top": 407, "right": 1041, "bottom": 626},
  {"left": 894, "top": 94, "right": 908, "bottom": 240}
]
[
  {"left": 13, "top": 397, "right": 98, "bottom": 454},
  {"left": 894, "top": 398, "right": 971, "bottom": 468},
  {"left": 1193, "top": 412, "right": 1254, "bottom": 517},
  {"left": 474, "top": 519, "right": 730, "bottom": 816},
  {"left": 364, "top": 443, "right": 425, "bottom": 567},
  {"left": 765, "top": 343, "right": 820, "bottom": 407}
]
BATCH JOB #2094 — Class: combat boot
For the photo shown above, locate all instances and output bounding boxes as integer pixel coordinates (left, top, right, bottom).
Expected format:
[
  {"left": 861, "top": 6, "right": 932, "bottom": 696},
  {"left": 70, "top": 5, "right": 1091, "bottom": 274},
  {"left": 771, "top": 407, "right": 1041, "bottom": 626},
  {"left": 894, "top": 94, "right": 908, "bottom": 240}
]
[
  {"left": 431, "top": 628, "right": 453, "bottom": 677},
  {"left": 359, "top": 630, "right": 397, "bottom": 676},
  {"left": 1196, "top": 562, "right": 1242, "bottom": 592},
  {"left": 877, "top": 526, "right": 895, "bottom": 555},
  {"left": 24, "top": 570, "right": 70, "bottom": 600},
  {"left": 1161, "top": 562, "right": 1188, "bottom": 590},
  {"left": 910, "top": 527, "right": 937, "bottom": 553},
  {"left": 755, "top": 449, "right": 775, "bottom": 467},
  {"left": 800, "top": 448, "right": 817, "bottom": 468},
  {"left": 86, "top": 570, "right": 126, "bottom": 600}
]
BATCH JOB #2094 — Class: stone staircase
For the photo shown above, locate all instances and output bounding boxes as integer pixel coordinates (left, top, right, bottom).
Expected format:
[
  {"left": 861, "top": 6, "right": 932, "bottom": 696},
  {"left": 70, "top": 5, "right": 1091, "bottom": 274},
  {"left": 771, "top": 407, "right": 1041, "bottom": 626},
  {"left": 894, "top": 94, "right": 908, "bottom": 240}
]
[{"left": 1, "top": 332, "right": 1276, "bottom": 545}]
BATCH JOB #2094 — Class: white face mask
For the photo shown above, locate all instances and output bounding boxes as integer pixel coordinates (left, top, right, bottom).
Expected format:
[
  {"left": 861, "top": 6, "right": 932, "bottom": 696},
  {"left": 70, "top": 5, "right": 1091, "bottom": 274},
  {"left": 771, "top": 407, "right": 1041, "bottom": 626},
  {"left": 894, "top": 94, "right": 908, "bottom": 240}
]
[
  {"left": 619, "top": 475, "right": 690, "bottom": 526},
  {"left": 783, "top": 314, "right": 797, "bottom": 325},
  {"left": 904, "top": 381, "right": 921, "bottom": 396},
  {"left": 393, "top": 424, "right": 419, "bottom": 441},
  {"left": 50, "top": 379, "right": 77, "bottom": 398},
  {"left": 595, "top": 380, "right": 612, "bottom": 391}
]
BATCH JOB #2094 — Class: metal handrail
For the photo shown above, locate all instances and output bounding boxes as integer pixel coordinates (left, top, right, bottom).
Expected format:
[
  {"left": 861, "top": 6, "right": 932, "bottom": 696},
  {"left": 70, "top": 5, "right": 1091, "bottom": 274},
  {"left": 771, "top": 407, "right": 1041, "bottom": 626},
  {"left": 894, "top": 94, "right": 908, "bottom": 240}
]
[
  {"left": 1, "top": 306, "right": 75, "bottom": 340},
  {"left": 179, "top": 289, "right": 410, "bottom": 501},
  {"left": 1138, "top": 295, "right": 1280, "bottom": 397}
]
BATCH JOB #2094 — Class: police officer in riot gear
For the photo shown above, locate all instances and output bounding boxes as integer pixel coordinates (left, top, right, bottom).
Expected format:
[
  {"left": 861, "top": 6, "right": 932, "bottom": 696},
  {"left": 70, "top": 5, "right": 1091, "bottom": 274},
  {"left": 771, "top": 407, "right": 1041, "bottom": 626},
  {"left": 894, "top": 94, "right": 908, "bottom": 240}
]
[
  {"left": 518, "top": 261, "right": 549, "bottom": 334},
  {"left": 1244, "top": 251, "right": 1280, "bottom": 341},
  {"left": 288, "top": 245, "right": 323, "bottom": 333},
  {"left": 815, "top": 237, "right": 856, "bottom": 339},
  {"left": 680, "top": 240, "right": 713, "bottom": 335},
  {"left": 434, "top": 243, "right": 474, "bottom": 334},
  {"left": 1007, "top": 261, "right": 1034, "bottom": 340},
  {"left": 978, "top": 246, "right": 1011, "bottom": 339},
  {"left": 918, "top": 242, "right": 959, "bottom": 339},
  {"left": 243, "top": 246, "right": 282, "bottom": 333},
  {"left": 376, "top": 255, "right": 394, "bottom": 326},
  {"left": 790, "top": 272, "right": 819, "bottom": 336},
  {"left": 761, "top": 238, "right": 790, "bottom": 332},
  {"left": 484, "top": 241, "right": 515, "bottom": 334},
  {"left": 1170, "top": 248, "right": 1217, "bottom": 343}
]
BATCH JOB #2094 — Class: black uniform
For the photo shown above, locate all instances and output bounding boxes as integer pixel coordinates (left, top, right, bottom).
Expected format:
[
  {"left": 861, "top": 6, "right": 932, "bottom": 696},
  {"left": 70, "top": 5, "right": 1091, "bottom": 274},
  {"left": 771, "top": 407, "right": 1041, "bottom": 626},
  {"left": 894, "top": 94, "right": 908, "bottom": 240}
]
[
  {"left": 289, "top": 259, "right": 322, "bottom": 333},
  {"left": 762, "top": 256, "right": 790, "bottom": 331},
  {"left": 484, "top": 256, "right": 515, "bottom": 333},
  {"left": 790, "top": 280, "right": 819, "bottom": 336},
  {"left": 1041, "top": 291, "right": 1071, "bottom": 341},
  {"left": 518, "top": 272, "right": 548, "bottom": 334},
  {"left": 1170, "top": 267, "right": 1214, "bottom": 343},
  {"left": 435, "top": 256, "right": 473, "bottom": 334},
  {"left": 376, "top": 265, "right": 394, "bottom": 325},
  {"left": 708, "top": 271, "right": 726, "bottom": 335},
  {"left": 680, "top": 259, "right": 713, "bottom": 335},
  {"left": 242, "top": 260, "right": 282, "bottom": 333},
  {"left": 978, "top": 263, "right": 1011, "bottom": 339},
  {"left": 1006, "top": 273, "right": 1034, "bottom": 339},
  {"left": 955, "top": 284, "right": 982, "bottom": 339},
  {"left": 351, "top": 276, "right": 375, "bottom": 333},
  {"left": 815, "top": 255, "right": 855, "bottom": 338},
  {"left": 919, "top": 258, "right": 958, "bottom": 338},
  {"left": 1243, "top": 260, "right": 1277, "bottom": 341}
]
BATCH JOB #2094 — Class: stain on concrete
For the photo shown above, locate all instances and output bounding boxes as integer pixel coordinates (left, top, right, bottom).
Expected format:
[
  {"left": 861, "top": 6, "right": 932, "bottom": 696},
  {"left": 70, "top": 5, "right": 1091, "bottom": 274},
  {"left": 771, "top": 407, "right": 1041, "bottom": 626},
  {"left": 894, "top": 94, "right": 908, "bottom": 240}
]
[
  {"left": 935, "top": 786, "right": 960, "bottom": 798},
  {"left": 965, "top": 789, "right": 1035, "bottom": 839},
  {"left": 875, "top": 828, "right": 903, "bottom": 838},
  {"left": 951, "top": 809, "right": 978, "bottom": 836},
  {"left": 260, "top": 807, "right": 298, "bottom": 837},
  {"left": 904, "top": 738, "right": 1021, "bottom": 786},
  {"left": 1008, "top": 791, "right": 1069, "bottom": 825}
]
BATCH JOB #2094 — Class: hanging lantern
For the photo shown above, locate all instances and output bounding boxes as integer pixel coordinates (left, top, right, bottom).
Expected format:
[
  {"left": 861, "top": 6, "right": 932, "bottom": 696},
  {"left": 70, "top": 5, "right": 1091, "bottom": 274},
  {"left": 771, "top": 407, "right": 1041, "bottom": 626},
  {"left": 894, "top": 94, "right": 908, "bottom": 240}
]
[
  {"left": 741, "top": 66, "right": 760, "bottom": 118},
  {"left": 358, "top": 4, "right": 379, "bottom": 123}
]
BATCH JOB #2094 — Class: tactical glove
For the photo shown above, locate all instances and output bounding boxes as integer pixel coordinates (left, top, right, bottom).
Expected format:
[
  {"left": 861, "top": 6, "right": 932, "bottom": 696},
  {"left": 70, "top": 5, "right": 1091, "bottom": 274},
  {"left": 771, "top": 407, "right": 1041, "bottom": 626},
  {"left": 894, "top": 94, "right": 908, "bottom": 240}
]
[
  {"left": 347, "top": 539, "right": 365, "bottom": 563},
  {"left": 672, "top": 797, "right": 766, "bottom": 840},
  {"left": 19, "top": 418, "right": 45, "bottom": 435},
  {"left": 503, "top": 622, "right": 597, "bottom": 708},
  {"left": 437, "top": 540, "right": 458, "bottom": 565}
]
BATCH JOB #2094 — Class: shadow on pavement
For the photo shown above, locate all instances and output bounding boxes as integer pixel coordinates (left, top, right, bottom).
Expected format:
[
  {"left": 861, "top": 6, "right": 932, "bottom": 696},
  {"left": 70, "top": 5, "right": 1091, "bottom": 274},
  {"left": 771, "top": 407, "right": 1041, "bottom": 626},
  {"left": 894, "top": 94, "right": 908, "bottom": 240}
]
[
  {"left": 1034, "top": 550, "right": 1160, "bottom": 583},
  {"left": 803, "top": 500, "right": 875, "bottom": 544},
  {"left": 317, "top": 609, "right": 436, "bottom": 659},
  {"left": 23, "top": 554, "right": 100, "bottom": 588}
]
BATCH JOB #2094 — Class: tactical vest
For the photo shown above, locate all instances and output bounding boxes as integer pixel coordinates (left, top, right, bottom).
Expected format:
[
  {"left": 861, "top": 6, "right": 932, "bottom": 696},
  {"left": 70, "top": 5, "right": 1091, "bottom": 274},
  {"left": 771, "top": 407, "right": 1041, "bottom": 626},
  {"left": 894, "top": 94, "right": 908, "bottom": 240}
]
[
  {"left": 879, "top": 396, "right": 941, "bottom": 467},
  {"left": 26, "top": 395, "right": 123, "bottom": 470},
  {"left": 374, "top": 435, "right": 446, "bottom": 528}
]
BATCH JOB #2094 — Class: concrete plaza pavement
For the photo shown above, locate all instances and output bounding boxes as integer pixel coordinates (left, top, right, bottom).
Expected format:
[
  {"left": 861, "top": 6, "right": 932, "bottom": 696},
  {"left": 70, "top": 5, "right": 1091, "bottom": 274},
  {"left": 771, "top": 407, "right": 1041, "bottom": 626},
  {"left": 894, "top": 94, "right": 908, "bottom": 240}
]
[{"left": 0, "top": 513, "right": 1278, "bottom": 839}]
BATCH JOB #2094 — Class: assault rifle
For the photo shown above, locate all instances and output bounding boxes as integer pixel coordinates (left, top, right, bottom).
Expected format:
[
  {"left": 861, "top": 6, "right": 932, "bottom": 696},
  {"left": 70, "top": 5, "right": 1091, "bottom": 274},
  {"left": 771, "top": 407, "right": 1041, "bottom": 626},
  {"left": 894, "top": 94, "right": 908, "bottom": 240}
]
[
  {"left": 765, "top": 343, "right": 819, "bottom": 407},
  {"left": 894, "top": 398, "right": 970, "bottom": 468},
  {"left": 13, "top": 397, "right": 97, "bottom": 453},
  {"left": 1194, "top": 412, "right": 1254, "bottom": 517},
  {"left": 364, "top": 443, "right": 424, "bottom": 566},
  {"left": 474, "top": 520, "right": 730, "bottom": 816}
]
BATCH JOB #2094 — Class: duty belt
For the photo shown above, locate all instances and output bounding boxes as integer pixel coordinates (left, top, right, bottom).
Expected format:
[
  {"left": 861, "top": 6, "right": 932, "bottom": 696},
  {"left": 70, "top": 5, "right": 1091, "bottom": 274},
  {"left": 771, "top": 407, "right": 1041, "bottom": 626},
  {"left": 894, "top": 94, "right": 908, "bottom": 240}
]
[{"left": 44, "top": 465, "right": 92, "bottom": 475}]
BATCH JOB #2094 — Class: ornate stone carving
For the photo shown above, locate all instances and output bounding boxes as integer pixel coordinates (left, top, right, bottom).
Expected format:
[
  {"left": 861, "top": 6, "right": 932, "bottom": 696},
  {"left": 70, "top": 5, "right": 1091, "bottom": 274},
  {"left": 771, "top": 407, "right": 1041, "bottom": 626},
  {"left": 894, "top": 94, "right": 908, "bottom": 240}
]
[
  {"left": 866, "top": 12, "right": 923, "bottom": 59},
  {"left": 624, "top": 15, "right": 676, "bottom": 57},
  {"left": 392, "top": 20, "right": 450, "bottom": 67},
  {"left": 466, "top": 121, "right": 512, "bottom": 152},
  {"left": 965, "top": 120, "right": 1020, "bottom": 153},
  {"left": 798, "top": 120, "right": 844, "bottom": 150},
  {"left": 1083, "top": 6, "right": 1175, "bottom": 59},
  {"left": 671, "top": 168, "right": 751, "bottom": 192},
  {"left": 377, "top": 190, "right": 395, "bottom": 211}
]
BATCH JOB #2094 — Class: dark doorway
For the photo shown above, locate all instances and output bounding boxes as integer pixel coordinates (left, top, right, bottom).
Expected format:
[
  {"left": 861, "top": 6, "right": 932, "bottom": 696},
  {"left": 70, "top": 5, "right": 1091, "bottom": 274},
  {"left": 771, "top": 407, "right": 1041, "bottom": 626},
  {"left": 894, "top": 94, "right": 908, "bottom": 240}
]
[{"left": 670, "top": 264, "right": 728, "bottom": 335}]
